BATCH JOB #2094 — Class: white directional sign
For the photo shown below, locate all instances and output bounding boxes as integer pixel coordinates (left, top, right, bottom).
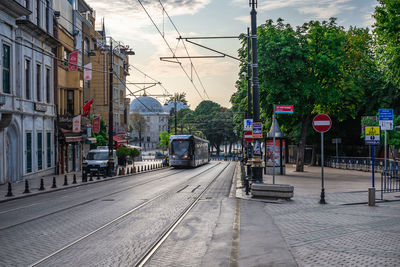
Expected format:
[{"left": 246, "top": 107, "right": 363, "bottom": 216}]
[{"left": 243, "top": 119, "right": 253, "bottom": 131}]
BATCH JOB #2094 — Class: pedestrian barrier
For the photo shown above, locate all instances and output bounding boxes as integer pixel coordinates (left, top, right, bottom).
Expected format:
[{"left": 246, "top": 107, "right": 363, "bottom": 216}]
[
  {"left": 326, "top": 157, "right": 399, "bottom": 173},
  {"left": 52, "top": 177, "right": 57, "bottom": 188},
  {"left": 39, "top": 178, "right": 45, "bottom": 191},
  {"left": 63, "top": 175, "right": 68, "bottom": 186},
  {"left": 381, "top": 169, "right": 400, "bottom": 194},
  {"left": 23, "top": 180, "right": 30, "bottom": 194}
]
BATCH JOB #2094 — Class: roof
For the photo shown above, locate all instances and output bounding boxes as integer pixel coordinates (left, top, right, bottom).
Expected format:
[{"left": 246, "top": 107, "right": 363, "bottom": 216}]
[{"left": 130, "top": 96, "right": 167, "bottom": 114}]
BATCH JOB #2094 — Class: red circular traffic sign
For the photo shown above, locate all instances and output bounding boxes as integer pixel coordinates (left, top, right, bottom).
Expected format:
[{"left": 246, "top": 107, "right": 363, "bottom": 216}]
[{"left": 313, "top": 114, "right": 332, "bottom": 133}]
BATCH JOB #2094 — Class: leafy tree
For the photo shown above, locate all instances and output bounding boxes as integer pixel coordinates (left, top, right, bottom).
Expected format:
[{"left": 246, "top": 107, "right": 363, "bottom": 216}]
[
  {"left": 130, "top": 113, "right": 146, "bottom": 147},
  {"left": 92, "top": 117, "right": 108, "bottom": 147},
  {"left": 158, "top": 131, "right": 170, "bottom": 152},
  {"left": 232, "top": 18, "right": 377, "bottom": 171},
  {"left": 168, "top": 92, "right": 188, "bottom": 105},
  {"left": 373, "top": 0, "right": 400, "bottom": 90}
]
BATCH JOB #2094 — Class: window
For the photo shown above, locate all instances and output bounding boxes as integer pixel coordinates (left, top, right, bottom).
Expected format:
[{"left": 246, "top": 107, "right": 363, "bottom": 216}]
[
  {"left": 25, "top": 59, "right": 30, "bottom": 99},
  {"left": 45, "top": 0, "right": 50, "bottom": 32},
  {"left": 25, "top": 0, "right": 30, "bottom": 19},
  {"left": 147, "top": 136, "right": 150, "bottom": 142},
  {"left": 46, "top": 68, "right": 50, "bottom": 103},
  {"left": 67, "top": 90, "right": 74, "bottom": 115},
  {"left": 36, "top": 64, "right": 41, "bottom": 101},
  {"left": 37, "top": 132, "right": 42, "bottom": 170},
  {"left": 26, "top": 132, "right": 32, "bottom": 173},
  {"left": 2, "top": 44, "right": 11, "bottom": 94},
  {"left": 84, "top": 39, "right": 89, "bottom": 56},
  {"left": 46, "top": 132, "right": 51, "bottom": 168},
  {"left": 36, "top": 0, "right": 40, "bottom": 26}
]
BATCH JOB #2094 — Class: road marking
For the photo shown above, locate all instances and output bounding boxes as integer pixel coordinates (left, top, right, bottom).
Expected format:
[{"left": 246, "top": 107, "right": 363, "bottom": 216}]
[
  {"left": 229, "top": 198, "right": 241, "bottom": 267},
  {"left": 0, "top": 203, "right": 40, "bottom": 215}
]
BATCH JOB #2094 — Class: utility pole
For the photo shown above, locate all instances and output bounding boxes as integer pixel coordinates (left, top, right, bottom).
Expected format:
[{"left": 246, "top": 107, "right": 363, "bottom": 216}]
[
  {"left": 246, "top": 27, "right": 252, "bottom": 176},
  {"left": 250, "top": 0, "right": 263, "bottom": 182},
  {"left": 107, "top": 40, "right": 114, "bottom": 177},
  {"left": 174, "top": 100, "right": 177, "bottom": 135}
]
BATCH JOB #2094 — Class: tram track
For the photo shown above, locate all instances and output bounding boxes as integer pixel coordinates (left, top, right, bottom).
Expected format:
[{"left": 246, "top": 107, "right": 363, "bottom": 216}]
[
  {"left": 29, "top": 162, "right": 225, "bottom": 267},
  {"left": 0, "top": 168, "right": 186, "bottom": 231}
]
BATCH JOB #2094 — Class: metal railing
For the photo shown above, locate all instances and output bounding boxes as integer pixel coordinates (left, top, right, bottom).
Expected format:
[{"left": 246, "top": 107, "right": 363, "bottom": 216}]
[{"left": 325, "top": 156, "right": 400, "bottom": 173}]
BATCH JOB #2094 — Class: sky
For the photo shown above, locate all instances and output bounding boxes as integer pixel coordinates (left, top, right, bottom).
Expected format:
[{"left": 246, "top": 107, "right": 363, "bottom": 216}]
[{"left": 85, "top": 0, "right": 378, "bottom": 109}]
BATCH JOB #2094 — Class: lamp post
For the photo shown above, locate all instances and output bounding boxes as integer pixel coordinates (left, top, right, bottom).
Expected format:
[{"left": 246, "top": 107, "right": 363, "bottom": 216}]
[{"left": 104, "top": 38, "right": 135, "bottom": 177}]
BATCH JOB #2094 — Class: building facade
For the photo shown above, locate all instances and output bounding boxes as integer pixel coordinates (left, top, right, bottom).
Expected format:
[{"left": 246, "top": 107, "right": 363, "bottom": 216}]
[
  {"left": 129, "top": 96, "right": 169, "bottom": 151},
  {"left": 0, "top": 0, "right": 59, "bottom": 184}
]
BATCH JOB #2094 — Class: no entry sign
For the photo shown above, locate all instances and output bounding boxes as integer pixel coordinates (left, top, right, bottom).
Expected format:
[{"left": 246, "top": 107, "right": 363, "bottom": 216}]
[{"left": 313, "top": 114, "right": 332, "bottom": 133}]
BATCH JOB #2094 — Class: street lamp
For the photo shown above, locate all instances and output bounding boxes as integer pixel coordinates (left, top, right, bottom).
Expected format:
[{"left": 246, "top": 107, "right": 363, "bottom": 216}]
[{"left": 102, "top": 38, "right": 135, "bottom": 176}]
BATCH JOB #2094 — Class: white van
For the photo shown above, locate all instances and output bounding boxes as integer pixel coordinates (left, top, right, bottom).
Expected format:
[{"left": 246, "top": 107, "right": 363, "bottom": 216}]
[{"left": 82, "top": 146, "right": 118, "bottom": 176}]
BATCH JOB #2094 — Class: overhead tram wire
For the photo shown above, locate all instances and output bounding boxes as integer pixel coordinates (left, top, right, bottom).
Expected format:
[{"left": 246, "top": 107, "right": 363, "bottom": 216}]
[
  {"left": 136, "top": 0, "right": 205, "bottom": 101},
  {"left": 158, "top": 0, "right": 210, "bottom": 100}
]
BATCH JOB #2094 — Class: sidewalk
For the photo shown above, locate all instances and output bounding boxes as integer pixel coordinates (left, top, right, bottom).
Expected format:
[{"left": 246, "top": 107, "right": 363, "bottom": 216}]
[
  {"left": 0, "top": 160, "right": 163, "bottom": 203},
  {"left": 236, "top": 164, "right": 400, "bottom": 205}
]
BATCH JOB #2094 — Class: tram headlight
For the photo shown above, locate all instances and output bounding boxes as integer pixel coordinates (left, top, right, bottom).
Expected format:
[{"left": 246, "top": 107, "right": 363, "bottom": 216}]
[
  {"left": 172, "top": 155, "right": 176, "bottom": 159},
  {"left": 184, "top": 155, "right": 188, "bottom": 159}
]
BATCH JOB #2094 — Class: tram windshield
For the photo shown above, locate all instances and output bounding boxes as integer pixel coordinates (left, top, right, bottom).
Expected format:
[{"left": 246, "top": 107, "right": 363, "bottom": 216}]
[{"left": 171, "top": 140, "right": 190, "bottom": 156}]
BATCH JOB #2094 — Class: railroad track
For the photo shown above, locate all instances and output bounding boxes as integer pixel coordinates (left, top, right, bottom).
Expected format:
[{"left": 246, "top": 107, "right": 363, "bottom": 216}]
[{"left": 28, "top": 162, "right": 230, "bottom": 266}]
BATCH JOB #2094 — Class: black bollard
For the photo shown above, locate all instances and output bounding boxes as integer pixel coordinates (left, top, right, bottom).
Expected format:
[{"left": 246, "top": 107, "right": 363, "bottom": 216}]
[
  {"left": 97, "top": 172, "right": 100, "bottom": 180},
  {"left": 5, "top": 182, "right": 13, "bottom": 197},
  {"left": 89, "top": 172, "right": 93, "bottom": 181},
  {"left": 72, "top": 174, "right": 77, "bottom": 184},
  {"left": 23, "top": 180, "right": 30, "bottom": 194},
  {"left": 39, "top": 178, "right": 45, "bottom": 191},
  {"left": 51, "top": 177, "right": 57, "bottom": 188},
  {"left": 63, "top": 175, "right": 68, "bottom": 186}
]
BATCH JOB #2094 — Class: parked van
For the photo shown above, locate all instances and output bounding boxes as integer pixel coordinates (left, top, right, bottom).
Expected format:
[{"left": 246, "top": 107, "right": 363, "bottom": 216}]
[{"left": 82, "top": 146, "right": 118, "bottom": 176}]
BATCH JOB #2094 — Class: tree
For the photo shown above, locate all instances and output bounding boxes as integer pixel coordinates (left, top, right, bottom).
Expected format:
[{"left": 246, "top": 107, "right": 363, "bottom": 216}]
[
  {"left": 92, "top": 117, "right": 108, "bottom": 147},
  {"left": 373, "top": 0, "right": 400, "bottom": 90},
  {"left": 232, "top": 18, "right": 377, "bottom": 171},
  {"left": 167, "top": 92, "right": 188, "bottom": 105},
  {"left": 158, "top": 131, "right": 170, "bottom": 152},
  {"left": 129, "top": 113, "right": 146, "bottom": 147}
]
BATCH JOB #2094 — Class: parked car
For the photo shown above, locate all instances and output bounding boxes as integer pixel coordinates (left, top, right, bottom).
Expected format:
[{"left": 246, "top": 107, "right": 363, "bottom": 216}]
[{"left": 82, "top": 146, "right": 118, "bottom": 177}]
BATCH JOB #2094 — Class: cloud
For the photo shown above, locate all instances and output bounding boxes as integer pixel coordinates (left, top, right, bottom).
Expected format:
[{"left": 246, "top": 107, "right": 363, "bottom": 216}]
[{"left": 234, "top": 15, "right": 250, "bottom": 24}]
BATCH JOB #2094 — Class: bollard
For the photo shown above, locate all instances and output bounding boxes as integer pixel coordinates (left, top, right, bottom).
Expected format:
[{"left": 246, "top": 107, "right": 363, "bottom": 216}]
[
  {"left": 23, "top": 180, "right": 30, "bottom": 194},
  {"left": 63, "top": 175, "right": 68, "bottom": 186},
  {"left": 39, "top": 178, "right": 45, "bottom": 191},
  {"left": 122, "top": 168, "right": 125, "bottom": 175},
  {"left": 118, "top": 168, "right": 122, "bottom": 175},
  {"left": 97, "top": 172, "right": 100, "bottom": 180},
  {"left": 5, "top": 182, "right": 13, "bottom": 197},
  {"left": 51, "top": 177, "right": 57, "bottom": 188},
  {"left": 133, "top": 167, "right": 136, "bottom": 173},
  {"left": 82, "top": 172, "right": 87, "bottom": 183},
  {"left": 89, "top": 172, "right": 93, "bottom": 181},
  {"left": 72, "top": 174, "right": 77, "bottom": 184},
  {"left": 368, "top": 187, "right": 376, "bottom": 206},
  {"left": 131, "top": 167, "right": 134, "bottom": 174}
]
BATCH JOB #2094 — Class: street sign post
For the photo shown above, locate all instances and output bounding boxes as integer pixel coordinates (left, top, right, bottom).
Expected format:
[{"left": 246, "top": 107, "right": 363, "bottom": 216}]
[
  {"left": 243, "top": 119, "right": 253, "bottom": 131},
  {"left": 252, "top": 123, "right": 262, "bottom": 139},
  {"left": 379, "top": 109, "right": 393, "bottom": 172},
  {"left": 313, "top": 114, "right": 332, "bottom": 204},
  {"left": 365, "top": 126, "right": 381, "bottom": 188}
]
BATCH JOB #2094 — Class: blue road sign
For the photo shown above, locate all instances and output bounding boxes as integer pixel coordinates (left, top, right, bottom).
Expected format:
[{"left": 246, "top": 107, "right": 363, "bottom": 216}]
[{"left": 379, "top": 109, "right": 393, "bottom": 121}]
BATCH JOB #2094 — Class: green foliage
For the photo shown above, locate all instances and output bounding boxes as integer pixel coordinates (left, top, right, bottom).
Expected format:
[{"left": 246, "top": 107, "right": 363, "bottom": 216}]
[
  {"left": 168, "top": 92, "right": 188, "bottom": 105},
  {"left": 373, "top": 0, "right": 400, "bottom": 90},
  {"left": 158, "top": 131, "right": 170, "bottom": 151},
  {"left": 116, "top": 146, "right": 140, "bottom": 160},
  {"left": 92, "top": 117, "right": 108, "bottom": 147}
]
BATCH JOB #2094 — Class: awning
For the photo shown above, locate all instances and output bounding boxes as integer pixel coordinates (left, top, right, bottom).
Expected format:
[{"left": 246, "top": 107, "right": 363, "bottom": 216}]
[
  {"left": 113, "top": 134, "right": 127, "bottom": 143},
  {"left": 66, "top": 136, "right": 83, "bottom": 143},
  {"left": 85, "top": 137, "right": 97, "bottom": 144}
]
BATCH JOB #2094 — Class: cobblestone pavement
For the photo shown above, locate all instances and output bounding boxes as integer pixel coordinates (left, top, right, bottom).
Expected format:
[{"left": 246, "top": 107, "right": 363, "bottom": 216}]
[{"left": 238, "top": 165, "right": 400, "bottom": 266}]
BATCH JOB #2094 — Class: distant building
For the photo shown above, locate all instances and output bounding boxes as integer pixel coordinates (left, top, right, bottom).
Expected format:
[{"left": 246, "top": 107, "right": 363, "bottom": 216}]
[{"left": 129, "top": 96, "right": 169, "bottom": 151}]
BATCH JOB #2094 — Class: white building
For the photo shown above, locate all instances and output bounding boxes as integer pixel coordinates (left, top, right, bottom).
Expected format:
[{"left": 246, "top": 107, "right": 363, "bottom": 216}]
[
  {"left": 129, "top": 96, "right": 169, "bottom": 151},
  {"left": 0, "top": 0, "right": 58, "bottom": 184}
]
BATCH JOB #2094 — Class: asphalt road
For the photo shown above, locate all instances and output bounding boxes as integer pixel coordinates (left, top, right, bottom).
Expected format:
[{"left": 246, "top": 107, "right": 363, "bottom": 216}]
[{"left": 0, "top": 162, "right": 238, "bottom": 266}]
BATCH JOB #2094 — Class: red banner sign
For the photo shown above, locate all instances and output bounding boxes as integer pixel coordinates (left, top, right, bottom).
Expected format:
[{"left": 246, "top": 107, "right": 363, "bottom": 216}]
[
  {"left": 275, "top": 105, "right": 294, "bottom": 114},
  {"left": 68, "top": 51, "right": 78, "bottom": 71},
  {"left": 244, "top": 131, "right": 253, "bottom": 142},
  {"left": 92, "top": 116, "right": 100, "bottom": 133}
]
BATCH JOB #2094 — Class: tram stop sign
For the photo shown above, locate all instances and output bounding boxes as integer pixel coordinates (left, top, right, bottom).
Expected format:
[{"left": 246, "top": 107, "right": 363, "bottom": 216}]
[{"left": 313, "top": 114, "right": 332, "bottom": 133}]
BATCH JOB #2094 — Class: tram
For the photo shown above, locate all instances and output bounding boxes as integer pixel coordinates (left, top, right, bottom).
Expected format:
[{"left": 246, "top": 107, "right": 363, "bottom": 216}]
[{"left": 169, "top": 135, "right": 210, "bottom": 167}]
